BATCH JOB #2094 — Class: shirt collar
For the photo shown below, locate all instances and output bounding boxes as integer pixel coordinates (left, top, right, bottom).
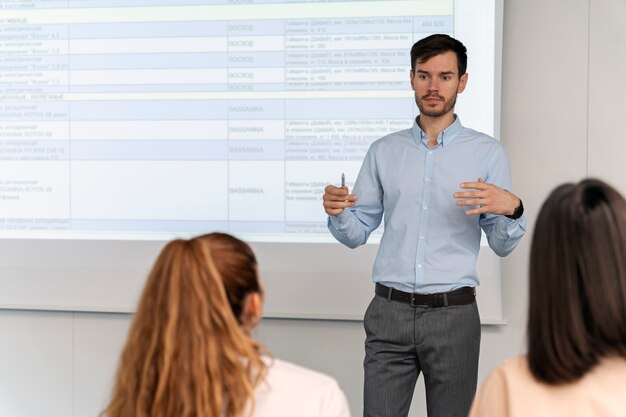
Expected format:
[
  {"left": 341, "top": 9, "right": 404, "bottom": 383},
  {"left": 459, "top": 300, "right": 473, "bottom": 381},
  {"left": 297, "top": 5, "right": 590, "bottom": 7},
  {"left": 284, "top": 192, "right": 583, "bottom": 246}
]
[{"left": 411, "top": 115, "right": 463, "bottom": 148}]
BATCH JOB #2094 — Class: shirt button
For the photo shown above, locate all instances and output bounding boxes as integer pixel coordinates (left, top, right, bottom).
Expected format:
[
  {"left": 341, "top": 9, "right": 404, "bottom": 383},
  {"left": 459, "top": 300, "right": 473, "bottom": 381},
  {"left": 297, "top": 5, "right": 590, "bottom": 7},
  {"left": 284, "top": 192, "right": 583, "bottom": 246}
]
[
  {"left": 419, "top": 235, "right": 425, "bottom": 240},
  {"left": 417, "top": 264, "right": 422, "bottom": 268},
  {"left": 423, "top": 206, "right": 428, "bottom": 210},
  {"left": 425, "top": 177, "right": 430, "bottom": 182}
]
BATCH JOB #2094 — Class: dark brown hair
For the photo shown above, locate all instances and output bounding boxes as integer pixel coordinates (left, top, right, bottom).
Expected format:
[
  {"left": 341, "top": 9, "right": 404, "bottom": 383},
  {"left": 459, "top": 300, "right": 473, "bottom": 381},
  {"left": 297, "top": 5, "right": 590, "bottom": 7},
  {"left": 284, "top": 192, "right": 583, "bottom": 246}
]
[
  {"left": 528, "top": 179, "right": 626, "bottom": 383},
  {"left": 102, "top": 232, "right": 266, "bottom": 417},
  {"left": 410, "top": 34, "right": 467, "bottom": 75}
]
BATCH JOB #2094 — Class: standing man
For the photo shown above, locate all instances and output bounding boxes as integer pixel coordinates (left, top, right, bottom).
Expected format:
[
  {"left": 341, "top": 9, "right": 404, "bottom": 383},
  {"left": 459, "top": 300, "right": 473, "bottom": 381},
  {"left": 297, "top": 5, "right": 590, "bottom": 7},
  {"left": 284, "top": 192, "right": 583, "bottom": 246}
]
[{"left": 323, "top": 34, "right": 526, "bottom": 417}]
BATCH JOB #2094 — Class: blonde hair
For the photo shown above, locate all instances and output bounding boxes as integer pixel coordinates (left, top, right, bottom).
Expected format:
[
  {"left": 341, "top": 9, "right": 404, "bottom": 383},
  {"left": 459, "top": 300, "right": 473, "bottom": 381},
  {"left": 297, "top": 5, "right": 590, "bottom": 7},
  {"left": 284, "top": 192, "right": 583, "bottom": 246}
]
[{"left": 102, "top": 233, "right": 267, "bottom": 417}]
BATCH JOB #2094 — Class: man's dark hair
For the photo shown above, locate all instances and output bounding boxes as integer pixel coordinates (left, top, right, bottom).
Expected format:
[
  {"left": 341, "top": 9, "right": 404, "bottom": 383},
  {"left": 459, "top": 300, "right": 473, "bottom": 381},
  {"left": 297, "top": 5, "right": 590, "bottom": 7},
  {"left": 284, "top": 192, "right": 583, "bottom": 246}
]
[
  {"left": 410, "top": 34, "right": 467, "bottom": 76},
  {"left": 527, "top": 179, "right": 626, "bottom": 384}
]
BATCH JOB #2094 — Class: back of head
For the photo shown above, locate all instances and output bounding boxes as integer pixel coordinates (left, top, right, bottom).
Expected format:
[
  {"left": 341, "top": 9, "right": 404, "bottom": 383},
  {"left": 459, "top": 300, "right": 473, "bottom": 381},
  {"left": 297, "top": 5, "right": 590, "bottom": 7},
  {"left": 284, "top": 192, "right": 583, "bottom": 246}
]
[
  {"left": 103, "top": 233, "right": 266, "bottom": 417},
  {"left": 528, "top": 179, "right": 626, "bottom": 383},
  {"left": 410, "top": 34, "right": 467, "bottom": 75}
]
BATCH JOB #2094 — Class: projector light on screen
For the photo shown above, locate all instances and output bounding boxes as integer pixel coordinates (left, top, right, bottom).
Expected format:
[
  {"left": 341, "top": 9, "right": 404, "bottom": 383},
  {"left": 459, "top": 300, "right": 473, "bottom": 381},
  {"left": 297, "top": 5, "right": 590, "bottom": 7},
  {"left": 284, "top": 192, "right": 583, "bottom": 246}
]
[{"left": 0, "top": 0, "right": 497, "bottom": 243}]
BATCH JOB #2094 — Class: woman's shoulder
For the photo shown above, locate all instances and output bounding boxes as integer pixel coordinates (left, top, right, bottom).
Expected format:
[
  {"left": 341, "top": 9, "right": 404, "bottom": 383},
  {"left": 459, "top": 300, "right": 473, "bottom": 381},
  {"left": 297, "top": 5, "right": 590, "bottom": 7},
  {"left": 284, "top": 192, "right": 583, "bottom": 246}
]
[
  {"left": 495, "top": 354, "right": 626, "bottom": 385},
  {"left": 496, "top": 355, "right": 531, "bottom": 375},
  {"left": 472, "top": 354, "right": 626, "bottom": 417},
  {"left": 480, "top": 355, "right": 532, "bottom": 393},
  {"left": 263, "top": 358, "right": 342, "bottom": 390},
  {"left": 254, "top": 358, "right": 351, "bottom": 417},
  {"left": 469, "top": 355, "right": 539, "bottom": 417}
]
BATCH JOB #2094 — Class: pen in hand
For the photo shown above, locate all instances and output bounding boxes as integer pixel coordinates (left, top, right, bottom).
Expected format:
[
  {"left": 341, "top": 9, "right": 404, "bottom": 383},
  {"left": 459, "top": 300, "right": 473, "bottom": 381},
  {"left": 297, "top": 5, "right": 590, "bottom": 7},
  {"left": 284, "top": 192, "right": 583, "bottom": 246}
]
[
  {"left": 341, "top": 173, "right": 349, "bottom": 203},
  {"left": 323, "top": 173, "right": 356, "bottom": 216}
]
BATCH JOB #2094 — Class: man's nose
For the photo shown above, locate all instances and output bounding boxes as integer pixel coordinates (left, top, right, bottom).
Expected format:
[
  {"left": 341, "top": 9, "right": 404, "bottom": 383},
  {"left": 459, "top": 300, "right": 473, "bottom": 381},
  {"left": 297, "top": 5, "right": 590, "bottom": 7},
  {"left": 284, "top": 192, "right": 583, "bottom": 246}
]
[{"left": 427, "top": 78, "right": 439, "bottom": 91}]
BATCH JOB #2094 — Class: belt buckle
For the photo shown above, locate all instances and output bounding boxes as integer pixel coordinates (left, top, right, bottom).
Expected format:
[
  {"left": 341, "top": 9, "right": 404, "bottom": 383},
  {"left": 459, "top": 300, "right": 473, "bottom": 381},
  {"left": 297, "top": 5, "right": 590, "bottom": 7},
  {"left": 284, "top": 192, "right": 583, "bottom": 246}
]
[
  {"left": 410, "top": 293, "right": 429, "bottom": 308},
  {"left": 432, "top": 293, "right": 449, "bottom": 307}
]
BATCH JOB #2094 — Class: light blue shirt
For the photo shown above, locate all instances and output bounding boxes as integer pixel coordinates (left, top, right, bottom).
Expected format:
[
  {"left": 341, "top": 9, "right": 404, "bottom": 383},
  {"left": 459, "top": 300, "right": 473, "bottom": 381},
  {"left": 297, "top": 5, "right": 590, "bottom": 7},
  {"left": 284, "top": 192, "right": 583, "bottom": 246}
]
[{"left": 328, "top": 116, "right": 526, "bottom": 293}]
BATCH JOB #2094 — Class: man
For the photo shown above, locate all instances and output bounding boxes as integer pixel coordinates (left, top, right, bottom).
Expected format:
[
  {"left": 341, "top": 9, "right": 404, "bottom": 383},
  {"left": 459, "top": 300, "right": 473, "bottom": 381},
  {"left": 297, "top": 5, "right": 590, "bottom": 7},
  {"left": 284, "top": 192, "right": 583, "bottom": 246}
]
[{"left": 322, "top": 34, "right": 526, "bottom": 417}]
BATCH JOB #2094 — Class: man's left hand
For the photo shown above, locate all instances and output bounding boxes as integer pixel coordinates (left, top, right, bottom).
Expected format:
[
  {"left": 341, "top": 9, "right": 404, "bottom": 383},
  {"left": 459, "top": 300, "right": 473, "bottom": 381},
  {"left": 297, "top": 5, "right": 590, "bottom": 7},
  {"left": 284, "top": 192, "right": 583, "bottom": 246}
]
[{"left": 454, "top": 178, "right": 520, "bottom": 216}]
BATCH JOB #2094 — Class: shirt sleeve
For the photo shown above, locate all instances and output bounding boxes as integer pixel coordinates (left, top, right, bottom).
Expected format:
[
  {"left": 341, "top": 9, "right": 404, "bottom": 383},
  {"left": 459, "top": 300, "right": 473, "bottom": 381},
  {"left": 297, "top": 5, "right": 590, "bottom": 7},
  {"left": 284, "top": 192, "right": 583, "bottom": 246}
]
[
  {"left": 327, "top": 144, "right": 384, "bottom": 248},
  {"left": 479, "top": 143, "right": 526, "bottom": 257}
]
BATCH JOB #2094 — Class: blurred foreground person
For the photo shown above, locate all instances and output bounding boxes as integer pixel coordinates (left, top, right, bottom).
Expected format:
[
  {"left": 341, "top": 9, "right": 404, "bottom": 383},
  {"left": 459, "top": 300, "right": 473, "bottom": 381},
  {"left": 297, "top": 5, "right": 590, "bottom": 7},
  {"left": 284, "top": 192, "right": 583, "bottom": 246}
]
[
  {"left": 102, "top": 232, "right": 351, "bottom": 417},
  {"left": 470, "top": 179, "right": 626, "bottom": 417}
]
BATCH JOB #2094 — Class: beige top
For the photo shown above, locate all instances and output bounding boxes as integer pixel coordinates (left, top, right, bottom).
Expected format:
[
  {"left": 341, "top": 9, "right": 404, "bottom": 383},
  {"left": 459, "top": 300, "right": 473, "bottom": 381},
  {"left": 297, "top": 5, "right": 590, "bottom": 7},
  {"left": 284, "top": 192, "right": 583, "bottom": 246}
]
[{"left": 469, "top": 355, "right": 626, "bottom": 417}]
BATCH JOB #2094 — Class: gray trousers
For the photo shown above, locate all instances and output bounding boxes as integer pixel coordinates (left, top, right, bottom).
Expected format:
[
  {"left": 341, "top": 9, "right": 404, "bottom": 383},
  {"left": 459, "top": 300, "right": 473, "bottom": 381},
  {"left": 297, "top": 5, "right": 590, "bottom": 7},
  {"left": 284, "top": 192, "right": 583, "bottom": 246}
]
[{"left": 363, "top": 294, "right": 481, "bottom": 417}]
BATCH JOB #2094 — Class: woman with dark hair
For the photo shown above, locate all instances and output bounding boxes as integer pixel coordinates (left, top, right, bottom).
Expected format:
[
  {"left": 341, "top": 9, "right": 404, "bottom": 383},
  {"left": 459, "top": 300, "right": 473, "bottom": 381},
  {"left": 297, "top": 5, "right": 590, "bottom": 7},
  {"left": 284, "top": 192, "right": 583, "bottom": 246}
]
[
  {"left": 469, "top": 179, "right": 626, "bottom": 416},
  {"left": 102, "top": 232, "right": 351, "bottom": 417}
]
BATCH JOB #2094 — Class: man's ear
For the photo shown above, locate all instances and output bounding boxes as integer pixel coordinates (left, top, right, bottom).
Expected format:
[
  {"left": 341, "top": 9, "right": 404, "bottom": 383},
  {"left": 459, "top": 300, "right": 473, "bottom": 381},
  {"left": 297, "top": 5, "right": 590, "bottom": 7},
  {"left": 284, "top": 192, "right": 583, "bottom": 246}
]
[{"left": 458, "top": 72, "right": 468, "bottom": 93}]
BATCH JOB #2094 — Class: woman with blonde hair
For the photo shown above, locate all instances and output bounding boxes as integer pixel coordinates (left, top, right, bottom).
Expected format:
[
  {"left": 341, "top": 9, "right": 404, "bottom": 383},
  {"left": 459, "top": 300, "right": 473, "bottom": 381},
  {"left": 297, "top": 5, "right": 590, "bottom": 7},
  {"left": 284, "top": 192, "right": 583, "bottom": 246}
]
[
  {"left": 469, "top": 179, "right": 626, "bottom": 417},
  {"left": 102, "top": 232, "right": 351, "bottom": 417}
]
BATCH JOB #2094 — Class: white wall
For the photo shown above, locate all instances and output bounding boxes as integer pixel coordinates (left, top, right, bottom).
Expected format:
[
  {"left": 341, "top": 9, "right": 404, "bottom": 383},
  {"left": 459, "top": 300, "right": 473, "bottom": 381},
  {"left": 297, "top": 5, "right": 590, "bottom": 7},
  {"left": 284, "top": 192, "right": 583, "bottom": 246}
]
[{"left": 2, "top": 1, "right": 626, "bottom": 416}]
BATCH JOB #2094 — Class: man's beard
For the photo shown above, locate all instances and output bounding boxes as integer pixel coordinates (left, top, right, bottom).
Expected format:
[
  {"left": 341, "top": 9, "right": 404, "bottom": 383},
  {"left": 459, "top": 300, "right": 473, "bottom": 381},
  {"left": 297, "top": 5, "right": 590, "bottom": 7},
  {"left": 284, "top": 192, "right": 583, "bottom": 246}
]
[{"left": 415, "top": 93, "right": 458, "bottom": 118}]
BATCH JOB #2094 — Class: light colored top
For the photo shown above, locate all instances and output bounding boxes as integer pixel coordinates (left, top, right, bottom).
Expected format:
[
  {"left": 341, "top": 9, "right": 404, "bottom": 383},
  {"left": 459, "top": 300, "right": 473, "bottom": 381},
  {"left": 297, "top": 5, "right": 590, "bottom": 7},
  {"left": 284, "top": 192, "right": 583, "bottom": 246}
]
[
  {"left": 469, "top": 355, "right": 626, "bottom": 417},
  {"left": 251, "top": 358, "right": 351, "bottom": 417},
  {"left": 328, "top": 116, "right": 526, "bottom": 293}
]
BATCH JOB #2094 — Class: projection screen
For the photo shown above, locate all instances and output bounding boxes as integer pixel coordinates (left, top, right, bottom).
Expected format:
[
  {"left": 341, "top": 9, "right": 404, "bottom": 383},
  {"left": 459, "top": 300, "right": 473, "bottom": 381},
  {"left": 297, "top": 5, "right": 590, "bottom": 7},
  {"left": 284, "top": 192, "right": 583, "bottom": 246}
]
[{"left": 0, "top": 0, "right": 505, "bottom": 322}]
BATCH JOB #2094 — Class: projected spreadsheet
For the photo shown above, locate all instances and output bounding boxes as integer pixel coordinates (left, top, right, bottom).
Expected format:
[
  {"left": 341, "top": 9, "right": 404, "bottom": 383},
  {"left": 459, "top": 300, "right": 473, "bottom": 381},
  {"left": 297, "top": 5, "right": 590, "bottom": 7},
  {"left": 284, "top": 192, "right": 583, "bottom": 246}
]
[{"left": 0, "top": 1, "right": 456, "bottom": 239}]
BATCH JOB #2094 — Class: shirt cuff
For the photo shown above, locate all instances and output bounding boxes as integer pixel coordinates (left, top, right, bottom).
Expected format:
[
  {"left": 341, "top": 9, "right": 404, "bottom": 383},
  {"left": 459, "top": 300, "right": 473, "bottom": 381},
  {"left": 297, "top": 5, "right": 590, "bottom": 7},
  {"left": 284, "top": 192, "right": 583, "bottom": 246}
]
[
  {"left": 492, "top": 215, "right": 526, "bottom": 240},
  {"left": 328, "top": 209, "right": 352, "bottom": 232},
  {"left": 504, "top": 215, "right": 526, "bottom": 236}
]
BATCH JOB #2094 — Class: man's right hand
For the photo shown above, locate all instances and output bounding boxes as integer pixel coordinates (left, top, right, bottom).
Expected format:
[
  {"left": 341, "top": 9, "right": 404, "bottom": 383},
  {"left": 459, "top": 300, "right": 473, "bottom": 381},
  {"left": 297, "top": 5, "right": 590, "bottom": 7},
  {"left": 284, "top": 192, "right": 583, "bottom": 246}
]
[{"left": 323, "top": 185, "right": 358, "bottom": 216}]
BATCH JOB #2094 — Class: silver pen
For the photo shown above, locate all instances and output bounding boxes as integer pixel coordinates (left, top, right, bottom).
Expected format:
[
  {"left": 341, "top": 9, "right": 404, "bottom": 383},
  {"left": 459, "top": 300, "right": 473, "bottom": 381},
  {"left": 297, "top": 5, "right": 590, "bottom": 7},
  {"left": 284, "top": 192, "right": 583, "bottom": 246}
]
[{"left": 341, "top": 172, "right": 345, "bottom": 188}]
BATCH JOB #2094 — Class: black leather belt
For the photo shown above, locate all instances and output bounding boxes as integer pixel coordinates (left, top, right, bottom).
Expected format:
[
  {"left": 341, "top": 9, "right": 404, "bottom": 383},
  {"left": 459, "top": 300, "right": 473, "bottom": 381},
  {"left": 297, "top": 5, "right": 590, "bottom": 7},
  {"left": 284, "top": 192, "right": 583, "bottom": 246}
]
[{"left": 375, "top": 283, "right": 475, "bottom": 308}]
